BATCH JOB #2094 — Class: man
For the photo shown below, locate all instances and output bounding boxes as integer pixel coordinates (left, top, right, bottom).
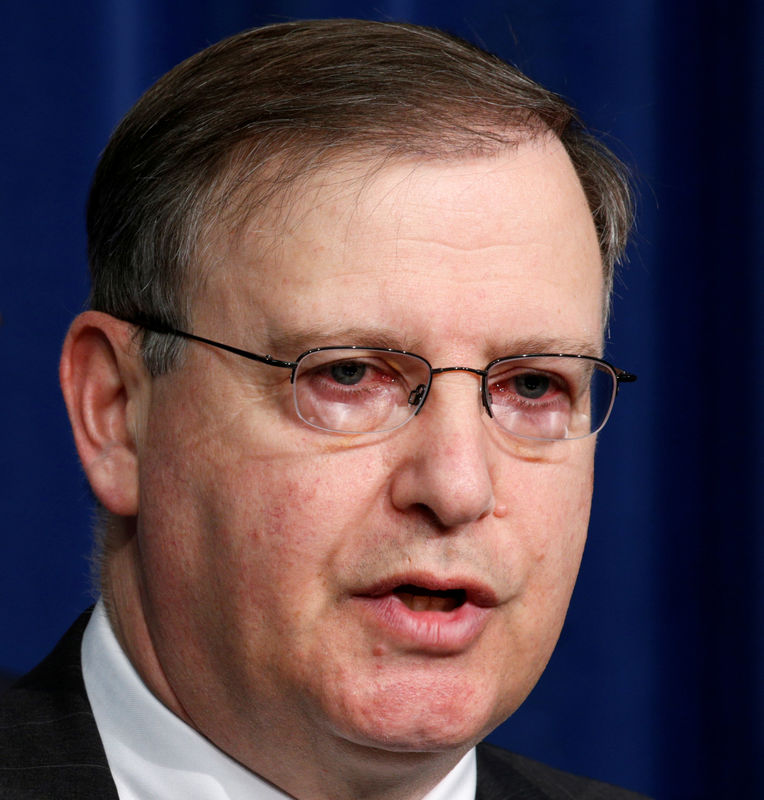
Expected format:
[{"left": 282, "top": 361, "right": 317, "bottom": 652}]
[{"left": 0, "top": 19, "right": 645, "bottom": 800}]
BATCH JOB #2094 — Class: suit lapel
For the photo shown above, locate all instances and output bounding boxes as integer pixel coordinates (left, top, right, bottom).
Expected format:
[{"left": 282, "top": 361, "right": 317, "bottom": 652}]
[
  {"left": 475, "top": 743, "right": 554, "bottom": 800},
  {"left": 0, "top": 609, "right": 119, "bottom": 799}
]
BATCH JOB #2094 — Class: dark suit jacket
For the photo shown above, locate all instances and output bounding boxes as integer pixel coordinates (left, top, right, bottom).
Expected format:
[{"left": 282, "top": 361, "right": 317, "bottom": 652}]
[{"left": 0, "top": 612, "right": 648, "bottom": 799}]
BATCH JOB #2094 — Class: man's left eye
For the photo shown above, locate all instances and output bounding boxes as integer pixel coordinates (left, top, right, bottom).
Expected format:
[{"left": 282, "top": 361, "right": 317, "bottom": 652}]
[{"left": 513, "top": 373, "right": 551, "bottom": 399}]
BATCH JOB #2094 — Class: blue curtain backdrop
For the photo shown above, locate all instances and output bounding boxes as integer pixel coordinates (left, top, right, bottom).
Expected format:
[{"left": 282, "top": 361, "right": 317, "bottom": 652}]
[{"left": 1, "top": 1, "right": 762, "bottom": 797}]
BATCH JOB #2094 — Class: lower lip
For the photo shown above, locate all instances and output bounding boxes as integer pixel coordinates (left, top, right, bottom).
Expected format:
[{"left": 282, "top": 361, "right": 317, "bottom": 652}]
[{"left": 352, "top": 593, "right": 491, "bottom": 652}]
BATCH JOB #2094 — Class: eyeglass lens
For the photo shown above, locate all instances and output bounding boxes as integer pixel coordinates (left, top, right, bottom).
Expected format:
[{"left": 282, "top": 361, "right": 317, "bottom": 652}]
[
  {"left": 485, "top": 356, "right": 615, "bottom": 440},
  {"left": 292, "top": 349, "right": 616, "bottom": 440}
]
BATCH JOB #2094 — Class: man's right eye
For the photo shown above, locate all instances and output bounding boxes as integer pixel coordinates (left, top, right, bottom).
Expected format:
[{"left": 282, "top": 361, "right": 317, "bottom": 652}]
[
  {"left": 329, "top": 362, "right": 368, "bottom": 386},
  {"left": 305, "top": 357, "right": 402, "bottom": 398}
]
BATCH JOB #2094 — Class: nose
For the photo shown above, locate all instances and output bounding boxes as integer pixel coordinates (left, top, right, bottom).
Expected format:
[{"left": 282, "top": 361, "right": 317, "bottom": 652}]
[{"left": 389, "top": 372, "right": 496, "bottom": 528}]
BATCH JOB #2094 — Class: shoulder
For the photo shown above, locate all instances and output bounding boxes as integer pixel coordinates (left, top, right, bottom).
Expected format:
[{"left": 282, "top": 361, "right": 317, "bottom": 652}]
[
  {"left": 476, "top": 742, "right": 651, "bottom": 800},
  {"left": 0, "top": 610, "right": 118, "bottom": 799}
]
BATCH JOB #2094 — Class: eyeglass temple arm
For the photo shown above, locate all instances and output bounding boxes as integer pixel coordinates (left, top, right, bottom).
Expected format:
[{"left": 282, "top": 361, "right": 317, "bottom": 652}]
[
  {"left": 127, "top": 317, "right": 297, "bottom": 370},
  {"left": 615, "top": 369, "right": 637, "bottom": 384}
]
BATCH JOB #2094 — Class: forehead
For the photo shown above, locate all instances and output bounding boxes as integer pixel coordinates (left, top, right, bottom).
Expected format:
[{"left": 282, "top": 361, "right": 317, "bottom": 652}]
[{"left": 202, "top": 138, "right": 604, "bottom": 356}]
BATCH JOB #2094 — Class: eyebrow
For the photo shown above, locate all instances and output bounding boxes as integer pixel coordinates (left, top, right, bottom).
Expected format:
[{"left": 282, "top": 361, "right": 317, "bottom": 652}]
[
  {"left": 259, "top": 325, "right": 602, "bottom": 362},
  {"left": 495, "top": 335, "right": 604, "bottom": 359},
  {"left": 260, "top": 324, "right": 423, "bottom": 358}
]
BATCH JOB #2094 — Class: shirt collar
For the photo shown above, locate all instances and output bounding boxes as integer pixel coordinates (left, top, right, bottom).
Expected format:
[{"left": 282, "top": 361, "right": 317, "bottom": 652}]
[{"left": 81, "top": 599, "right": 477, "bottom": 800}]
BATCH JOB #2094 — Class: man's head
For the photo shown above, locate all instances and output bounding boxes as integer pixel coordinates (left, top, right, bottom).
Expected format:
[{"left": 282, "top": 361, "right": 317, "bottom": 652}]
[
  {"left": 60, "top": 20, "right": 633, "bottom": 800},
  {"left": 86, "top": 19, "right": 631, "bottom": 373}
]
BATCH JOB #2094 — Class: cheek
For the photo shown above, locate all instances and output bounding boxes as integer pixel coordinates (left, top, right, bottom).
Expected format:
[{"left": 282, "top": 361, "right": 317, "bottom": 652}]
[
  {"left": 539, "top": 464, "right": 591, "bottom": 555},
  {"left": 138, "top": 422, "right": 387, "bottom": 615},
  {"left": 537, "top": 462, "right": 591, "bottom": 575},
  {"left": 134, "top": 448, "right": 365, "bottom": 706},
  {"left": 506, "top": 452, "right": 594, "bottom": 622},
  {"left": 482, "top": 463, "right": 593, "bottom": 718}
]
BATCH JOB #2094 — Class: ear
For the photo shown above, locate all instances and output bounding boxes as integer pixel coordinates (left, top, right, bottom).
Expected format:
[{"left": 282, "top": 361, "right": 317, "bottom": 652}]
[{"left": 60, "top": 311, "right": 149, "bottom": 517}]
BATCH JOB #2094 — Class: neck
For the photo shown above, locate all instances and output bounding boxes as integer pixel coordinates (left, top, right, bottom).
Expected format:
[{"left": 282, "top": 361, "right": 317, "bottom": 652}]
[{"left": 258, "top": 743, "right": 472, "bottom": 800}]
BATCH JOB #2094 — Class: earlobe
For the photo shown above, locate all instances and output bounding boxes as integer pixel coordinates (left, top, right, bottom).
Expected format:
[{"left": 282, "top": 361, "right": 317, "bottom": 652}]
[{"left": 60, "top": 311, "right": 147, "bottom": 517}]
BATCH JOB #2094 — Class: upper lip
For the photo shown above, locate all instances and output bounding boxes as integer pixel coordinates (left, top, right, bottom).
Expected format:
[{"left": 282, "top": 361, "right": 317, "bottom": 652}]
[{"left": 356, "top": 572, "right": 500, "bottom": 608}]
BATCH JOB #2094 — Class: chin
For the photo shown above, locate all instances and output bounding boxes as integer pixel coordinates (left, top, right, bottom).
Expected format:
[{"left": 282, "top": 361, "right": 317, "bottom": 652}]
[
  {"left": 341, "top": 711, "right": 494, "bottom": 756},
  {"left": 324, "top": 674, "right": 512, "bottom": 754}
]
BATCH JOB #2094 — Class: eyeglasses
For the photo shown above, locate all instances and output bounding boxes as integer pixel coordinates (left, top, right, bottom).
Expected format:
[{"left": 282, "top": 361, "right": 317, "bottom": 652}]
[{"left": 132, "top": 319, "right": 636, "bottom": 441}]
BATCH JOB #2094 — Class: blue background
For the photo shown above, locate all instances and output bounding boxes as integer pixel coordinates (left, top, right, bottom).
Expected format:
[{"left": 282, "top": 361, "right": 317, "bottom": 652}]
[{"left": 2, "top": 1, "right": 762, "bottom": 797}]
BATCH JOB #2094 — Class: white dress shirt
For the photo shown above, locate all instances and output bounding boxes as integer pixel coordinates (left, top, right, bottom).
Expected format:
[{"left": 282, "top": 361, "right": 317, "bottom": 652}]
[{"left": 82, "top": 600, "right": 477, "bottom": 800}]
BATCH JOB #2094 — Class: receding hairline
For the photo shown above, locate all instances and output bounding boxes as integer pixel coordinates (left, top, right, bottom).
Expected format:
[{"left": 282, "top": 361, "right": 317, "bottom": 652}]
[
  {"left": 197, "top": 121, "right": 610, "bottom": 311},
  {"left": 195, "top": 124, "right": 572, "bottom": 295}
]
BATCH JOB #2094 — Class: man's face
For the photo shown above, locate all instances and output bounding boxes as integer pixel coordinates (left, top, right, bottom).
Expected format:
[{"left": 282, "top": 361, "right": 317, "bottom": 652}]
[{"left": 127, "top": 138, "right": 603, "bottom": 777}]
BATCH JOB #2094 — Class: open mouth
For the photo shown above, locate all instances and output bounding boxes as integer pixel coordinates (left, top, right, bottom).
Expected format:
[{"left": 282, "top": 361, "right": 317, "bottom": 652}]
[
  {"left": 355, "top": 578, "right": 494, "bottom": 649},
  {"left": 393, "top": 584, "right": 467, "bottom": 612}
]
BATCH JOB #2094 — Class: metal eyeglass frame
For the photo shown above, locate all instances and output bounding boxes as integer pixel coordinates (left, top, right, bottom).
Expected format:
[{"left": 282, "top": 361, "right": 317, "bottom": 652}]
[{"left": 128, "top": 317, "right": 637, "bottom": 439}]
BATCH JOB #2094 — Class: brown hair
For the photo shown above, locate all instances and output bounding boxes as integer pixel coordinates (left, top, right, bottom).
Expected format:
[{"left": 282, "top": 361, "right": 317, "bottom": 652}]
[{"left": 87, "top": 19, "right": 633, "bottom": 373}]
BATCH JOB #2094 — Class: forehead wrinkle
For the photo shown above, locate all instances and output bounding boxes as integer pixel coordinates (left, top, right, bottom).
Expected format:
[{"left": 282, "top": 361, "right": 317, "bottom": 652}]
[
  {"left": 343, "top": 168, "right": 592, "bottom": 261},
  {"left": 327, "top": 156, "right": 529, "bottom": 262},
  {"left": 332, "top": 160, "right": 421, "bottom": 269},
  {"left": 379, "top": 237, "right": 534, "bottom": 257}
]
